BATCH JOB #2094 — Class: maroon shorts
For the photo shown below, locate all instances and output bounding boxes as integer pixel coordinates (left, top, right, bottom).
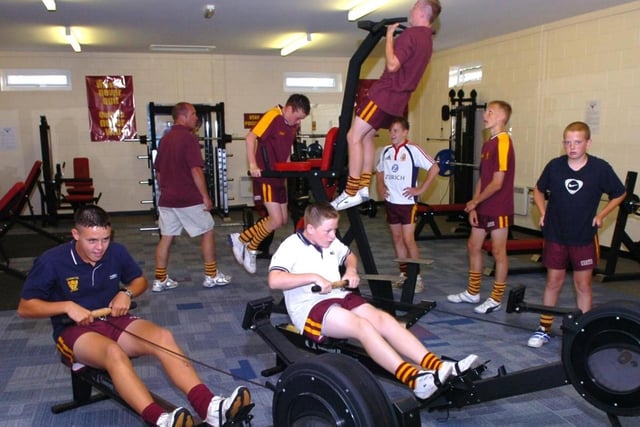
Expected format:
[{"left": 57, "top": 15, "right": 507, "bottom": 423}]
[
  {"left": 473, "top": 214, "right": 513, "bottom": 232},
  {"left": 542, "top": 239, "right": 598, "bottom": 271},
  {"left": 57, "top": 315, "right": 139, "bottom": 363},
  {"left": 305, "top": 293, "right": 367, "bottom": 343},
  {"left": 355, "top": 97, "right": 393, "bottom": 130},
  {"left": 386, "top": 202, "right": 416, "bottom": 225},
  {"left": 253, "top": 179, "right": 287, "bottom": 204}
]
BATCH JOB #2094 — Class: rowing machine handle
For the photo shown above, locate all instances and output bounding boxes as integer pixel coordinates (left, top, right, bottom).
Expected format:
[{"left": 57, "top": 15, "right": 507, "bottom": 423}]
[
  {"left": 60, "top": 301, "right": 137, "bottom": 326},
  {"left": 311, "top": 280, "right": 349, "bottom": 293}
]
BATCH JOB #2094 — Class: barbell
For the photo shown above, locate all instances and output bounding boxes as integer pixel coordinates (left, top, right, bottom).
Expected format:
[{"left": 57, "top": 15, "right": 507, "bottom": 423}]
[{"left": 434, "top": 148, "right": 479, "bottom": 177}]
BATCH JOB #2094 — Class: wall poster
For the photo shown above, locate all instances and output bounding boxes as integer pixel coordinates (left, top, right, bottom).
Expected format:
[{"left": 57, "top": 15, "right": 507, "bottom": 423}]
[{"left": 86, "top": 75, "right": 136, "bottom": 141}]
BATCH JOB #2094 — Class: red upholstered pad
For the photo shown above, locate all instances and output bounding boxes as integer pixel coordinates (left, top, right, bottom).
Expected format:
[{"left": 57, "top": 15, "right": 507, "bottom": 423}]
[
  {"left": 67, "top": 186, "right": 95, "bottom": 195},
  {"left": 0, "top": 182, "right": 25, "bottom": 214},
  {"left": 63, "top": 194, "right": 96, "bottom": 203},
  {"left": 483, "top": 239, "right": 544, "bottom": 253},
  {"left": 273, "top": 161, "right": 312, "bottom": 172},
  {"left": 321, "top": 127, "right": 339, "bottom": 171},
  {"left": 416, "top": 203, "right": 467, "bottom": 213},
  {"left": 309, "top": 159, "right": 322, "bottom": 168}
]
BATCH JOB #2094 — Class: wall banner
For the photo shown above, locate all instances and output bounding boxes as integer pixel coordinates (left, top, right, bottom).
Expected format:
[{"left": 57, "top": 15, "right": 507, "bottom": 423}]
[{"left": 86, "top": 75, "right": 136, "bottom": 141}]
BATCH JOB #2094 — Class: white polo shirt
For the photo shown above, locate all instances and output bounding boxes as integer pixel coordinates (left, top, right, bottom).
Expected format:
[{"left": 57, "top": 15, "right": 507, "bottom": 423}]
[{"left": 269, "top": 232, "right": 351, "bottom": 332}]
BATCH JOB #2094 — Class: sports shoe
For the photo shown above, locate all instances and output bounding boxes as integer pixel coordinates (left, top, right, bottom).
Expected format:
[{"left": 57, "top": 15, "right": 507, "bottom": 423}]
[
  {"left": 152, "top": 276, "right": 178, "bottom": 293},
  {"left": 206, "top": 386, "right": 252, "bottom": 427},
  {"left": 228, "top": 233, "right": 245, "bottom": 265},
  {"left": 243, "top": 249, "right": 258, "bottom": 274},
  {"left": 156, "top": 407, "right": 194, "bottom": 427},
  {"left": 413, "top": 363, "right": 452, "bottom": 400},
  {"left": 330, "top": 191, "right": 364, "bottom": 211},
  {"left": 527, "top": 327, "right": 551, "bottom": 348},
  {"left": 447, "top": 290, "right": 480, "bottom": 304},
  {"left": 203, "top": 271, "right": 232, "bottom": 287},
  {"left": 392, "top": 273, "right": 406, "bottom": 288},
  {"left": 474, "top": 297, "right": 502, "bottom": 314},
  {"left": 358, "top": 187, "right": 370, "bottom": 201},
  {"left": 441, "top": 354, "right": 481, "bottom": 376},
  {"left": 415, "top": 274, "right": 424, "bottom": 293}
]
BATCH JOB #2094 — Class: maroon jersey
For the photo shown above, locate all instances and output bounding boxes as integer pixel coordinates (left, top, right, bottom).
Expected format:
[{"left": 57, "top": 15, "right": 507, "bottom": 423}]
[
  {"left": 367, "top": 26, "right": 433, "bottom": 117},
  {"left": 252, "top": 105, "right": 299, "bottom": 185},
  {"left": 477, "top": 132, "right": 515, "bottom": 217},
  {"left": 155, "top": 124, "right": 205, "bottom": 208}
]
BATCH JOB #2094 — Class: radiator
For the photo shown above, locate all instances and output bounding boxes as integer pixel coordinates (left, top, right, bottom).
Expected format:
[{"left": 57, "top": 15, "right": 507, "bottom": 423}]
[{"left": 514, "top": 186, "right": 529, "bottom": 215}]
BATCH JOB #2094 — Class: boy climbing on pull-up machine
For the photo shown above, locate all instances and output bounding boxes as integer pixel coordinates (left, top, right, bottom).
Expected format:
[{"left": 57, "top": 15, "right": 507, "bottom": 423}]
[
  {"left": 268, "top": 202, "right": 480, "bottom": 401},
  {"left": 331, "top": 0, "right": 441, "bottom": 211}
]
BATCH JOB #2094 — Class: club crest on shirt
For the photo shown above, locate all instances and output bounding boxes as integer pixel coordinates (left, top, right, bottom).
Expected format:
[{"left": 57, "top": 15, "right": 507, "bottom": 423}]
[
  {"left": 565, "top": 179, "right": 583, "bottom": 195},
  {"left": 66, "top": 276, "right": 80, "bottom": 292}
]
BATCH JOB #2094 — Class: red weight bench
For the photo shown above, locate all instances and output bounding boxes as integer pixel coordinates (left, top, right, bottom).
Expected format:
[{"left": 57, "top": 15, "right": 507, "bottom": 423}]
[
  {"left": 60, "top": 157, "right": 102, "bottom": 210},
  {"left": 273, "top": 126, "right": 339, "bottom": 201},
  {"left": 414, "top": 203, "right": 469, "bottom": 240},
  {"left": 0, "top": 182, "right": 28, "bottom": 278},
  {"left": 482, "top": 238, "right": 545, "bottom": 276}
]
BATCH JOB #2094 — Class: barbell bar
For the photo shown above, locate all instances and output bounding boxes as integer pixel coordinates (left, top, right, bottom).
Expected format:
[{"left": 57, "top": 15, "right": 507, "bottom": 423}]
[{"left": 434, "top": 148, "right": 479, "bottom": 177}]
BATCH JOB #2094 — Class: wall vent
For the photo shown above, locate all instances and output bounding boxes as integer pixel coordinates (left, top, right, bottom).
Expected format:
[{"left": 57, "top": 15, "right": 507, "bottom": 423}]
[{"left": 514, "top": 186, "right": 529, "bottom": 215}]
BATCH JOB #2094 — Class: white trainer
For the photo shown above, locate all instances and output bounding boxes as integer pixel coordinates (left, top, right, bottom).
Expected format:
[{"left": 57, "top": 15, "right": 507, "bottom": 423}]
[
  {"left": 413, "top": 363, "right": 452, "bottom": 400},
  {"left": 415, "top": 274, "right": 424, "bottom": 293},
  {"left": 330, "top": 191, "right": 364, "bottom": 211},
  {"left": 243, "top": 249, "right": 258, "bottom": 274},
  {"left": 358, "top": 187, "right": 370, "bottom": 201},
  {"left": 152, "top": 276, "right": 178, "bottom": 293},
  {"left": 206, "top": 386, "right": 252, "bottom": 427},
  {"left": 527, "top": 327, "right": 551, "bottom": 348},
  {"left": 392, "top": 273, "right": 406, "bottom": 288},
  {"left": 441, "top": 354, "right": 482, "bottom": 376},
  {"left": 474, "top": 297, "right": 502, "bottom": 314},
  {"left": 203, "top": 271, "right": 232, "bottom": 287},
  {"left": 156, "top": 407, "right": 194, "bottom": 427},
  {"left": 447, "top": 290, "right": 480, "bottom": 304},
  {"left": 228, "top": 233, "right": 245, "bottom": 265}
]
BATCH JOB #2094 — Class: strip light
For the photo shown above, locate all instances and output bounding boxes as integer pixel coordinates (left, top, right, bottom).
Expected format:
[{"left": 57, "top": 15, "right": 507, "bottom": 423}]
[
  {"left": 348, "top": 0, "right": 389, "bottom": 21},
  {"left": 42, "top": 0, "right": 56, "bottom": 11},
  {"left": 65, "top": 27, "right": 81, "bottom": 53},
  {"left": 280, "top": 33, "right": 312, "bottom": 57},
  {"left": 149, "top": 44, "right": 216, "bottom": 53}
]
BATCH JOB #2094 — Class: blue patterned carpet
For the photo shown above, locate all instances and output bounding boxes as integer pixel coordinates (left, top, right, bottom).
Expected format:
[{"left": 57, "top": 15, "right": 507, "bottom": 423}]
[{"left": 1, "top": 208, "right": 638, "bottom": 426}]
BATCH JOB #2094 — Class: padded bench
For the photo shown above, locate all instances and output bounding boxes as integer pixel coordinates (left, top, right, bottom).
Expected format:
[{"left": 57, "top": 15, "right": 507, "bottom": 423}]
[
  {"left": 51, "top": 359, "right": 186, "bottom": 420},
  {"left": 482, "top": 238, "right": 545, "bottom": 276},
  {"left": 414, "top": 203, "right": 469, "bottom": 240}
]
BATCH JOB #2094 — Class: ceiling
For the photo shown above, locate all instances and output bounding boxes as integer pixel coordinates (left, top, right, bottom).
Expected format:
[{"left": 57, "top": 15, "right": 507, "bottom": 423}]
[{"left": 0, "top": 0, "right": 636, "bottom": 57}]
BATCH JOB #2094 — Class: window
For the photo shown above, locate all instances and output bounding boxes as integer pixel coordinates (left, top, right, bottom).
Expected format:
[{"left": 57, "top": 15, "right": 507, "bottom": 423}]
[
  {"left": 448, "top": 63, "right": 482, "bottom": 88},
  {"left": 0, "top": 69, "right": 72, "bottom": 91},
  {"left": 284, "top": 72, "right": 342, "bottom": 93}
]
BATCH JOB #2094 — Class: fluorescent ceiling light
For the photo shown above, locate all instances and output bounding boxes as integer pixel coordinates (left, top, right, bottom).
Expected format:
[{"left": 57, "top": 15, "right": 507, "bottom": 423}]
[
  {"left": 149, "top": 44, "right": 216, "bottom": 53},
  {"left": 280, "top": 33, "right": 312, "bottom": 57},
  {"left": 65, "top": 27, "right": 81, "bottom": 53},
  {"left": 348, "top": 0, "right": 389, "bottom": 21},
  {"left": 42, "top": 0, "right": 56, "bottom": 11}
]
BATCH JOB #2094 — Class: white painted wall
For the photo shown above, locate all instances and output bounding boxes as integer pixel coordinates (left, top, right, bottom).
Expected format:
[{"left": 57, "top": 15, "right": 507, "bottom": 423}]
[{"left": 1, "top": 1, "right": 638, "bottom": 246}]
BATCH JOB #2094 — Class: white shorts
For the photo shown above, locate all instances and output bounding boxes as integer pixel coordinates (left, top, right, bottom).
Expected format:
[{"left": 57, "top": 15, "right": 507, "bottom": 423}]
[{"left": 158, "top": 204, "right": 214, "bottom": 237}]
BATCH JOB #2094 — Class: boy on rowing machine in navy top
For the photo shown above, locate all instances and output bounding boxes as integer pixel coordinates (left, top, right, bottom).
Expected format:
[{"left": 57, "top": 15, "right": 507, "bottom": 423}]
[{"left": 18, "top": 204, "right": 252, "bottom": 427}]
